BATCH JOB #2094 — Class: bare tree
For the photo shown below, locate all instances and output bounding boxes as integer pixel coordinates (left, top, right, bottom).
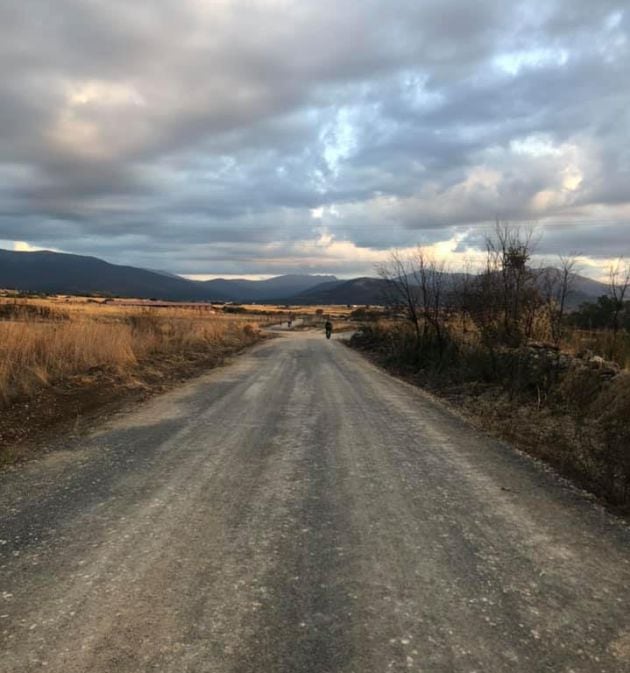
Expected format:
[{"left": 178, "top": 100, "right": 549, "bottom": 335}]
[
  {"left": 482, "top": 222, "right": 540, "bottom": 346},
  {"left": 451, "top": 257, "right": 476, "bottom": 336},
  {"left": 377, "top": 250, "right": 421, "bottom": 344},
  {"left": 409, "top": 247, "right": 448, "bottom": 350},
  {"left": 467, "top": 248, "right": 502, "bottom": 346},
  {"left": 609, "top": 257, "right": 630, "bottom": 339},
  {"left": 540, "top": 254, "right": 578, "bottom": 347},
  {"left": 377, "top": 247, "right": 449, "bottom": 354}
]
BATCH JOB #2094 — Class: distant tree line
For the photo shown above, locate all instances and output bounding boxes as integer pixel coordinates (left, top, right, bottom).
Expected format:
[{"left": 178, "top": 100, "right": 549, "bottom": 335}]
[{"left": 570, "top": 296, "right": 630, "bottom": 331}]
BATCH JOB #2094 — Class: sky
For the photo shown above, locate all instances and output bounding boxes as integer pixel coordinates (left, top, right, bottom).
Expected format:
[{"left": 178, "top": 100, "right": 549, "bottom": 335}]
[{"left": 0, "top": 0, "right": 628, "bottom": 279}]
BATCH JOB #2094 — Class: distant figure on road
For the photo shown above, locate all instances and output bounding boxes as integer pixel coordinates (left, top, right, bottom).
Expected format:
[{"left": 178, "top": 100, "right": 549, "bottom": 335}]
[{"left": 325, "top": 319, "right": 333, "bottom": 339}]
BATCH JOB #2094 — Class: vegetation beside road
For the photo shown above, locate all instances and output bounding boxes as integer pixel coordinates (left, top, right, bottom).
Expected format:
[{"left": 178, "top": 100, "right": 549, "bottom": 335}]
[
  {"left": 351, "top": 225, "right": 630, "bottom": 511},
  {"left": 0, "top": 298, "right": 270, "bottom": 463}
]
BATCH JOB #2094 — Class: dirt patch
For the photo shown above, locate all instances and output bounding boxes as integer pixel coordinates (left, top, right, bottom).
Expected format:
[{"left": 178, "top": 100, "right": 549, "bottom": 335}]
[{"left": 0, "top": 337, "right": 268, "bottom": 466}]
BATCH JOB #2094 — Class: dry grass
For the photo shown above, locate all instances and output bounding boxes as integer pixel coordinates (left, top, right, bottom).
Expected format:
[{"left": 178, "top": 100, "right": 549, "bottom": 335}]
[
  {"left": 0, "top": 298, "right": 269, "bottom": 403},
  {"left": 350, "top": 318, "right": 630, "bottom": 510},
  {"left": 565, "top": 329, "right": 630, "bottom": 370}
]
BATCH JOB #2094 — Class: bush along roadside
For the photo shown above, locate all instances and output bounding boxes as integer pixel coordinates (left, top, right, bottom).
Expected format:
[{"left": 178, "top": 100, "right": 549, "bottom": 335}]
[{"left": 350, "top": 321, "right": 630, "bottom": 512}]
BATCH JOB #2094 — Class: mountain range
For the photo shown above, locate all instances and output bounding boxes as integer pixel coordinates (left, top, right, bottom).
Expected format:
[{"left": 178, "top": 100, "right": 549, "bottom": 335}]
[
  {"left": 0, "top": 249, "right": 335, "bottom": 302},
  {"left": 0, "top": 248, "right": 610, "bottom": 307}
]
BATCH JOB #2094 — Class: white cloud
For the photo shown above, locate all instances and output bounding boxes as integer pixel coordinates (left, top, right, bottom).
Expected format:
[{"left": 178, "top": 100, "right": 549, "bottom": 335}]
[
  {"left": 0, "top": 0, "right": 628, "bottom": 276},
  {"left": 494, "top": 48, "right": 569, "bottom": 76}
]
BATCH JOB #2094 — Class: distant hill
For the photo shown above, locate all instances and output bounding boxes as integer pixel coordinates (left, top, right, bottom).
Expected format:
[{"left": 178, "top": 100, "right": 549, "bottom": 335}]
[
  {"left": 202, "top": 274, "right": 338, "bottom": 301},
  {"left": 290, "top": 277, "right": 391, "bottom": 305},
  {"left": 535, "top": 267, "right": 609, "bottom": 308},
  {"left": 0, "top": 249, "right": 337, "bottom": 302},
  {"left": 144, "top": 268, "right": 186, "bottom": 280},
  {"left": 290, "top": 269, "right": 609, "bottom": 307},
  {"left": 0, "top": 249, "right": 209, "bottom": 301},
  {"left": 0, "top": 248, "right": 610, "bottom": 306}
]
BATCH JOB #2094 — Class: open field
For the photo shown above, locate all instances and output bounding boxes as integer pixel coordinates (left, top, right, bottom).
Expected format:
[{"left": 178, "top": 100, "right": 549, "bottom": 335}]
[
  {"left": 0, "top": 297, "right": 272, "bottom": 402},
  {"left": 0, "top": 297, "right": 274, "bottom": 462},
  {"left": 0, "top": 295, "right": 366, "bottom": 402},
  {"left": 0, "top": 295, "right": 363, "bottom": 463}
]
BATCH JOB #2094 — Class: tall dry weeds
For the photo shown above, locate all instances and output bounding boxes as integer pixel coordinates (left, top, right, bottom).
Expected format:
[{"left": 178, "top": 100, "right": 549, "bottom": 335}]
[{"left": 0, "top": 301, "right": 266, "bottom": 402}]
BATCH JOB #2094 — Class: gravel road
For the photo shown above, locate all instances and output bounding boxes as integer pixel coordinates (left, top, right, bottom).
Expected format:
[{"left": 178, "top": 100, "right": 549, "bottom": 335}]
[{"left": 1, "top": 332, "right": 629, "bottom": 672}]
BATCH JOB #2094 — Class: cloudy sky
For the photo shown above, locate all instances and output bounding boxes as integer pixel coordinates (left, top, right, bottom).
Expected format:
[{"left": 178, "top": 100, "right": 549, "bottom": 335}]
[{"left": 0, "top": 0, "right": 628, "bottom": 278}]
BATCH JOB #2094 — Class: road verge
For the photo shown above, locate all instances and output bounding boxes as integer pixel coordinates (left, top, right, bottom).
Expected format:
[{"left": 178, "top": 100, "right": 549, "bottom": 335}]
[
  {"left": 348, "top": 326, "right": 630, "bottom": 515},
  {"left": 0, "top": 329, "right": 268, "bottom": 466}
]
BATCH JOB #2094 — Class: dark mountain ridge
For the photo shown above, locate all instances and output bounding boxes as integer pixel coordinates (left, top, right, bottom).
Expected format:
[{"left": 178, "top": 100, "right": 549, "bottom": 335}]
[
  {"left": 0, "top": 249, "right": 337, "bottom": 302},
  {"left": 0, "top": 249, "right": 208, "bottom": 301},
  {"left": 289, "top": 277, "right": 390, "bottom": 305},
  {"left": 202, "top": 274, "right": 337, "bottom": 301},
  {"left": 0, "top": 248, "right": 610, "bottom": 306}
]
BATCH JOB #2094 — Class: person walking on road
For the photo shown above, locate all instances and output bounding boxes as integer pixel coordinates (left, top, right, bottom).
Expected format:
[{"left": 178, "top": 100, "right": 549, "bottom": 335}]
[{"left": 325, "top": 319, "right": 333, "bottom": 339}]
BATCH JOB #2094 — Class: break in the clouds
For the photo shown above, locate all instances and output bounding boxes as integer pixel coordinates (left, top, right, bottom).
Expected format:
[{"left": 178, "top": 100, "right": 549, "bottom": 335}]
[{"left": 0, "top": 0, "right": 628, "bottom": 277}]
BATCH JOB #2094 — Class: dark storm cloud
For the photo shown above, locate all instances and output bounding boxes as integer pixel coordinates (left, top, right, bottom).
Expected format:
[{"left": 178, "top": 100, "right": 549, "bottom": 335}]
[
  {"left": 0, "top": 0, "right": 628, "bottom": 274},
  {"left": 534, "top": 221, "right": 630, "bottom": 258}
]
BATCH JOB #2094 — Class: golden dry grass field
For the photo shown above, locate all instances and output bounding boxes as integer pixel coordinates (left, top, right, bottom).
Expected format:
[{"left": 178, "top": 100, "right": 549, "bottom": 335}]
[
  {"left": 0, "top": 295, "right": 364, "bottom": 462},
  {"left": 0, "top": 296, "right": 273, "bottom": 404}
]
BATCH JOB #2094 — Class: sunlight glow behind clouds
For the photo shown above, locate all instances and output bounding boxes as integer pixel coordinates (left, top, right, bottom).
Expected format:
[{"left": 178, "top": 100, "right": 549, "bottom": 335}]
[{"left": 0, "top": 0, "right": 628, "bottom": 275}]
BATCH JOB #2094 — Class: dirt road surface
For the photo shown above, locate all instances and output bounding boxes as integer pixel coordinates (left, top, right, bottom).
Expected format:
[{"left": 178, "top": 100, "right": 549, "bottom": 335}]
[{"left": 1, "top": 332, "right": 629, "bottom": 672}]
